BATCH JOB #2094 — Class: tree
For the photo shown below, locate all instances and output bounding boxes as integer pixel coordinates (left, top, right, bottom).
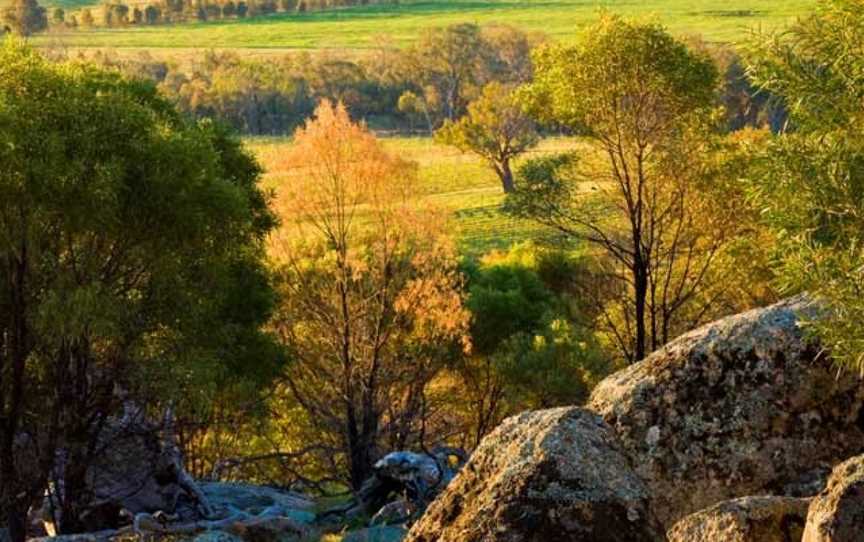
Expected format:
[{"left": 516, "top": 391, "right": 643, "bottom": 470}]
[
  {"left": 80, "top": 7, "right": 94, "bottom": 25},
  {"left": 270, "top": 101, "right": 470, "bottom": 490},
  {"left": 451, "top": 245, "right": 609, "bottom": 446},
  {"left": 745, "top": 0, "right": 864, "bottom": 370},
  {"left": 237, "top": 1, "right": 248, "bottom": 17},
  {"left": 0, "top": 40, "right": 278, "bottom": 541},
  {"left": 511, "top": 15, "right": 722, "bottom": 362},
  {"left": 397, "top": 90, "right": 432, "bottom": 134},
  {"left": 1, "top": 0, "right": 47, "bottom": 36},
  {"left": 143, "top": 4, "right": 160, "bottom": 23},
  {"left": 51, "top": 7, "right": 64, "bottom": 24},
  {"left": 436, "top": 82, "right": 538, "bottom": 193},
  {"left": 403, "top": 23, "right": 489, "bottom": 125}
]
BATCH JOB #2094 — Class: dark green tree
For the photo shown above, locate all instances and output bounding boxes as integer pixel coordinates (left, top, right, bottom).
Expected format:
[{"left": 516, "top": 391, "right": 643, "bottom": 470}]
[
  {"left": 51, "top": 7, "right": 64, "bottom": 24},
  {"left": 1, "top": 0, "right": 47, "bottom": 36},
  {"left": 0, "top": 39, "right": 279, "bottom": 541}
]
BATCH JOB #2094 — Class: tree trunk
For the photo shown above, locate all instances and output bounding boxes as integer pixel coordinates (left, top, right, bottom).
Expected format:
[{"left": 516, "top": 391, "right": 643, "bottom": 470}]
[
  {"left": 498, "top": 159, "right": 516, "bottom": 193},
  {"left": 0, "top": 250, "right": 32, "bottom": 542},
  {"left": 633, "top": 259, "right": 648, "bottom": 362}
]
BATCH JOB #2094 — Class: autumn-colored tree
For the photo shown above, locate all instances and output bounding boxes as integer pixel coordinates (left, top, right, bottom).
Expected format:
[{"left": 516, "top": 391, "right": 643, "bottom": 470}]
[
  {"left": 80, "top": 7, "right": 94, "bottom": 25},
  {"left": 270, "top": 101, "right": 470, "bottom": 490},
  {"left": 436, "top": 82, "right": 538, "bottom": 193}
]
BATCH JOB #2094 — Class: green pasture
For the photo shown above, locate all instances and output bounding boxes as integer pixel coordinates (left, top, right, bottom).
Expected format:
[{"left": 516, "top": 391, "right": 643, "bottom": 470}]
[
  {"left": 249, "top": 135, "right": 577, "bottom": 255},
  {"left": 29, "top": 0, "right": 814, "bottom": 51}
]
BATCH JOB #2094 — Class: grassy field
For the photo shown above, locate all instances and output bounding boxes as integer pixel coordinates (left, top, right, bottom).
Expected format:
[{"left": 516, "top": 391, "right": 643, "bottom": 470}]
[
  {"left": 30, "top": 0, "right": 815, "bottom": 51},
  {"left": 248, "top": 135, "right": 578, "bottom": 255}
]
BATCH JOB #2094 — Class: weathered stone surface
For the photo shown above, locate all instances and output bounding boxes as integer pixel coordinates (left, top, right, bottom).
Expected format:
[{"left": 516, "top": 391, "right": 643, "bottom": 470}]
[
  {"left": 343, "top": 526, "right": 407, "bottom": 542},
  {"left": 370, "top": 499, "right": 412, "bottom": 526},
  {"left": 803, "top": 454, "right": 864, "bottom": 542},
  {"left": 199, "top": 482, "right": 316, "bottom": 519},
  {"left": 374, "top": 452, "right": 441, "bottom": 492},
  {"left": 668, "top": 495, "right": 809, "bottom": 542},
  {"left": 405, "top": 407, "right": 664, "bottom": 542},
  {"left": 42, "top": 407, "right": 215, "bottom": 534},
  {"left": 588, "top": 296, "right": 864, "bottom": 528}
]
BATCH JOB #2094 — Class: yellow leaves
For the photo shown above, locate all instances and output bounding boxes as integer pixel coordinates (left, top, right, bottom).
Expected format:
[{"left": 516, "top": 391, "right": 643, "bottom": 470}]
[{"left": 270, "top": 98, "right": 471, "bottom": 356}]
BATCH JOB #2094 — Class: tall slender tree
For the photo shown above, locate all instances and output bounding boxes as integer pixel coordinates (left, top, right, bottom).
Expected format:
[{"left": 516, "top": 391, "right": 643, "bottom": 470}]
[{"left": 511, "top": 15, "right": 722, "bottom": 362}]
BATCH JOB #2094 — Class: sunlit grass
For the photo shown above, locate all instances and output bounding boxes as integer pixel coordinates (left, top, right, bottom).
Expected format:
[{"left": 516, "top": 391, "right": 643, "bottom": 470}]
[
  {"left": 248, "top": 135, "right": 579, "bottom": 255},
  {"left": 29, "top": 0, "right": 815, "bottom": 51}
]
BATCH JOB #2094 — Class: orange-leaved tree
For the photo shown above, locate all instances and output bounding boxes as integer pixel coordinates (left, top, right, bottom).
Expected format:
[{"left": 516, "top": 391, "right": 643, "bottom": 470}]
[{"left": 270, "top": 101, "right": 470, "bottom": 491}]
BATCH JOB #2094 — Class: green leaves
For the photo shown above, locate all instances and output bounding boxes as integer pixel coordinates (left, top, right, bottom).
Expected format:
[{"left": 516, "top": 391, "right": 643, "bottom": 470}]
[
  {"left": 745, "top": 0, "right": 864, "bottom": 371},
  {"left": 521, "top": 13, "right": 718, "bottom": 138},
  {"left": 0, "top": 37, "right": 281, "bottom": 412}
]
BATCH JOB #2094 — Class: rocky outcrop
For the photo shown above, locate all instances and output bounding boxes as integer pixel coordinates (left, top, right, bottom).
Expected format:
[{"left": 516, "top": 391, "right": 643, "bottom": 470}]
[
  {"left": 803, "top": 454, "right": 864, "bottom": 541},
  {"left": 588, "top": 296, "right": 864, "bottom": 527},
  {"left": 404, "top": 407, "right": 664, "bottom": 542},
  {"left": 667, "top": 495, "right": 809, "bottom": 542}
]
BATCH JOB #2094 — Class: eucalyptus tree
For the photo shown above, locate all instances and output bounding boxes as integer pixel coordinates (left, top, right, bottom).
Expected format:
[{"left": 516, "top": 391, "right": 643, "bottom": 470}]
[{"left": 510, "top": 15, "right": 727, "bottom": 362}]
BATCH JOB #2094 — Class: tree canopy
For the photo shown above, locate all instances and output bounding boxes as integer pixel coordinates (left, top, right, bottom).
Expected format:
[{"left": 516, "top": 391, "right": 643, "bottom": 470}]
[
  {"left": 436, "top": 82, "right": 539, "bottom": 193},
  {"left": 0, "top": 38, "right": 279, "bottom": 540}
]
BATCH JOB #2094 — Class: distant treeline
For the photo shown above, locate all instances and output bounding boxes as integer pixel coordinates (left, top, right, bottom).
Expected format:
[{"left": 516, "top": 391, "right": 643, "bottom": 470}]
[
  {"left": 64, "top": 0, "right": 398, "bottom": 28},
  {"left": 53, "top": 24, "right": 784, "bottom": 136}
]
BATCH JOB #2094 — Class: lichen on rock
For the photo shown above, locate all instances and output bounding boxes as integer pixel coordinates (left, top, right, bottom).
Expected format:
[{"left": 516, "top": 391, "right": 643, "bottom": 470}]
[
  {"left": 404, "top": 407, "right": 664, "bottom": 542},
  {"left": 588, "top": 296, "right": 864, "bottom": 528}
]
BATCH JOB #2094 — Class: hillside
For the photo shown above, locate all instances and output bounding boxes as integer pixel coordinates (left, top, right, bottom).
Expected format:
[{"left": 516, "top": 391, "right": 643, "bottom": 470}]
[{"left": 28, "top": 0, "right": 815, "bottom": 50}]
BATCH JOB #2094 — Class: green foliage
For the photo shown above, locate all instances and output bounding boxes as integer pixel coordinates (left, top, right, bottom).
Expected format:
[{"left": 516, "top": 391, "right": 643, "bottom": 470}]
[
  {"left": 495, "top": 317, "right": 606, "bottom": 408},
  {"left": 463, "top": 243, "right": 609, "bottom": 410},
  {"left": 463, "top": 254, "right": 553, "bottom": 355},
  {"left": 0, "top": 38, "right": 281, "bottom": 532},
  {"left": 746, "top": 0, "right": 864, "bottom": 370},
  {"left": 436, "top": 82, "right": 538, "bottom": 193},
  {"left": 521, "top": 12, "right": 717, "bottom": 133}
]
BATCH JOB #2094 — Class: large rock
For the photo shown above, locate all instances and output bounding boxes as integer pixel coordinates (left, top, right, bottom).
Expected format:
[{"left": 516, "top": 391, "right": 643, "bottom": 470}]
[
  {"left": 803, "top": 454, "right": 864, "bottom": 541},
  {"left": 588, "top": 297, "right": 864, "bottom": 527},
  {"left": 668, "top": 495, "right": 809, "bottom": 542},
  {"left": 404, "top": 407, "right": 664, "bottom": 542}
]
